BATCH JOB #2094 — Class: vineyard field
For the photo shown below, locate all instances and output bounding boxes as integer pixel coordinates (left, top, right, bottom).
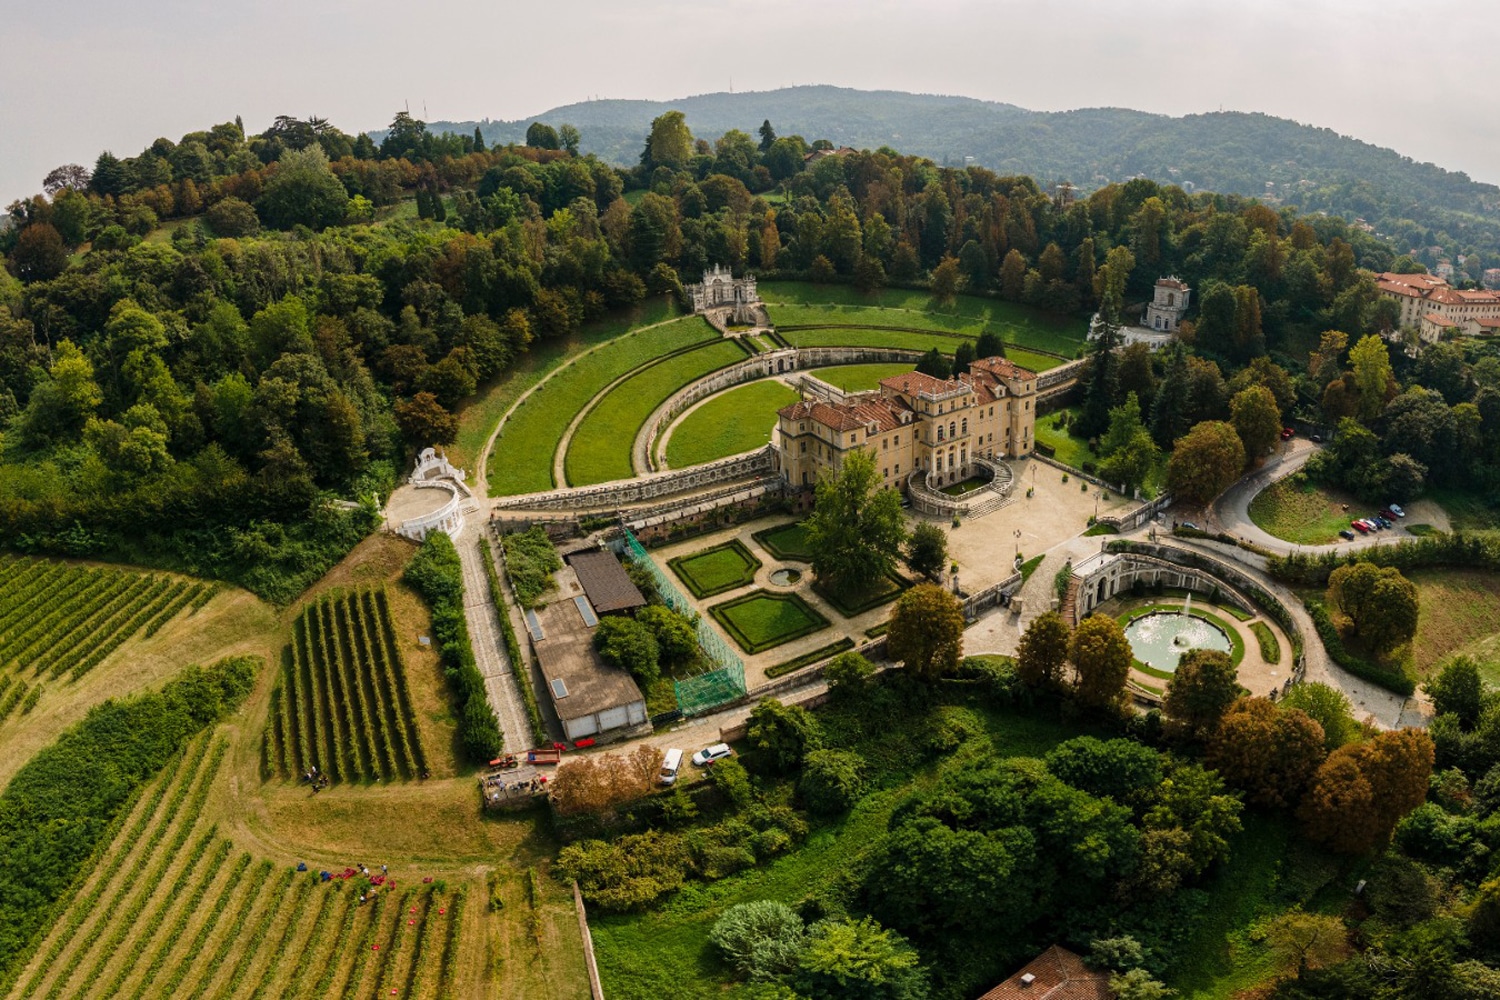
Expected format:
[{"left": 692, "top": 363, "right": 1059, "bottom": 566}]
[
  {"left": 3, "top": 733, "right": 467, "bottom": 1000},
  {"left": 265, "top": 588, "right": 429, "bottom": 783},
  {"left": 0, "top": 555, "right": 214, "bottom": 723}
]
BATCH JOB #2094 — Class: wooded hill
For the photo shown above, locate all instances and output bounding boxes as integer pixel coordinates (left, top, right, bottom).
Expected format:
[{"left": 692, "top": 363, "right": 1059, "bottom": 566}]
[{"left": 421, "top": 85, "right": 1500, "bottom": 260}]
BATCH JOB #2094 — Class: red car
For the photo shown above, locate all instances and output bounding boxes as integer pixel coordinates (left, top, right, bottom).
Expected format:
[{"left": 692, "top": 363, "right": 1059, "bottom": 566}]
[
  {"left": 1351, "top": 520, "right": 1370, "bottom": 534},
  {"left": 1280, "top": 427, "right": 1295, "bottom": 440}
]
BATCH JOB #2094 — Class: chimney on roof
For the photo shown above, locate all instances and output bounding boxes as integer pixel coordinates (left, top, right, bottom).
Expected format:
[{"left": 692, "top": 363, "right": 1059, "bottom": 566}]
[{"left": 1020, "top": 973, "right": 1036, "bottom": 987}]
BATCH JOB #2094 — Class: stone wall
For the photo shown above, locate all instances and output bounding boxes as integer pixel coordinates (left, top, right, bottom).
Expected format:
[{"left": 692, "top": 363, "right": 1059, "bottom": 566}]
[
  {"left": 395, "top": 481, "right": 465, "bottom": 541},
  {"left": 494, "top": 446, "right": 777, "bottom": 512}
]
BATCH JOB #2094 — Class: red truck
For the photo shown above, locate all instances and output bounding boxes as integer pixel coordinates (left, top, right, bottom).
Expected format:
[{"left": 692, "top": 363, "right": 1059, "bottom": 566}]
[{"left": 526, "top": 747, "right": 563, "bottom": 765}]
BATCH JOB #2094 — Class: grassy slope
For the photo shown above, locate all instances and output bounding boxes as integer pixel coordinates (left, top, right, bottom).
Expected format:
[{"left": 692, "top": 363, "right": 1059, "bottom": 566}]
[
  {"left": 1410, "top": 567, "right": 1500, "bottom": 677},
  {"left": 665, "top": 381, "right": 801, "bottom": 468},
  {"left": 1034, "top": 406, "right": 1168, "bottom": 493},
  {"left": 565, "top": 339, "right": 747, "bottom": 485},
  {"left": 450, "top": 298, "right": 680, "bottom": 477},
  {"left": 492, "top": 317, "right": 716, "bottom": 495},
  {"left": 760, "top": 282, "right": 1088, "bottom": 356},
  {"left": 1247, "top": 478, "right": 1360, "bottom": 546},
  {"left": 806, "top": 363, "right": 914, "bottom": 391}
]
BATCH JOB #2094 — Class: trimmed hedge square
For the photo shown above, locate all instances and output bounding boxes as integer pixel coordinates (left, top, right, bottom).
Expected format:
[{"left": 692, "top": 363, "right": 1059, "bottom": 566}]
[
  {"left": 668, "top": 540, "right": 762, "bottom": 598},
  {"left": 752, "top": 522, "right": 812, "bottom": 562},
  {"left": 709, "top": 590, "right": 830, "bottom": 654},
  {"left": 813, "top": 572, "right": 909, "bottom": 618}
]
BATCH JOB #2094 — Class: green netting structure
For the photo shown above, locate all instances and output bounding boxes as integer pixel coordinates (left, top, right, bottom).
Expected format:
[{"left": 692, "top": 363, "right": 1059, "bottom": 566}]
[{"left": 622, "top": 528, "right": 747, "bottom": 716}]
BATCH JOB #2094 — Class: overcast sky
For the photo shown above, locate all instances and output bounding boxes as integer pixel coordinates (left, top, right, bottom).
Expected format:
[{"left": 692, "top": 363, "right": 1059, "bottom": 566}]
[{"left": 3, "top": 0, "right": 1496, "bottom": 206}]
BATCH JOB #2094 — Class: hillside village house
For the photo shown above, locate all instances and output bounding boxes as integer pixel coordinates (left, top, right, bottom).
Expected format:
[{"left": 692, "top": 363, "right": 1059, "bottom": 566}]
[
  {"left": 776, "top": 356, "right": 1037, "bottom": 491},
  {"left": 1375, "top": 271, "right": 1500, "bottom": 342}
]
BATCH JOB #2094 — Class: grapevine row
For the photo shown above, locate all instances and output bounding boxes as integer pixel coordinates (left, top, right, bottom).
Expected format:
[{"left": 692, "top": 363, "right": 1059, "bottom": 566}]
[
  {"left": 336, "top": 594, "right": 394, "bottom": 779},
  {"left": 207, "top": 866, "right": 297, "bottom": 1000},
  {"left": 358, "top": 589, "right": 421, "bottom": 778},
  {"left": 310, "top": 598, "right": 354, "bottom": 781},
  {"left": 180, "top": 860, "right": 275, "bottom": 1000},
  {"left": 118, "top": 837, "right": 235, "bottom": 1000},
  {"left": 372, "top": 588, "right": 430, "bottom": 775},
  {"left": 135, "top": 850, "right": 253, "bottom": 1000}
]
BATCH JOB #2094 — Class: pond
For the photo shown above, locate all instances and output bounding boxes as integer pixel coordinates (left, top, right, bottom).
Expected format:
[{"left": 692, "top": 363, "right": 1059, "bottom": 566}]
[
  {"left": 1124, "top": 611, "right": 1232, "bottom": 673},
  {"left": 768, "top": 568, "right": 803, "bottom": 587}
]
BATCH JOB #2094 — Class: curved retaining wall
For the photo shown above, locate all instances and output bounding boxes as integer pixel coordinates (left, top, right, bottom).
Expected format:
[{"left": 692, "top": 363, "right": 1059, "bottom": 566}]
[
  {"left": 640, "top": 345, "right": 930, "bottom": 471},
  {"left": 396, "top": 481, "right": 465, "bottom": 540},
  {"left": 494, "top": 446, "right": 778, "bottom": 512}
]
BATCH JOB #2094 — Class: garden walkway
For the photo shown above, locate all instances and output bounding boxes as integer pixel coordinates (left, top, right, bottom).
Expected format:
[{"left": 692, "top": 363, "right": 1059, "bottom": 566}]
[{"left": 455, "top": 522, "right": 534, "bottom": 753}]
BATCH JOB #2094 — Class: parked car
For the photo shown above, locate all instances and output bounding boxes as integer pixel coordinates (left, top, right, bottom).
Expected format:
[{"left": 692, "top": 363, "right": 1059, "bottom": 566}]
[
  {"left": 1380, "top": 508, "right": 1397, "bottom": 520},
  {"left": 1280, "top": 427, "right": 1295, "bottom": 440},
  {"left": 1311, "top": 433, "right": 1323, "bottom": 443},
  {"left": 1352, "top": 520, "right": 1370, "bottom": 534},
  {"left": 691, "top": 743, "right": 734, "bottom": 767},
  {"left": 1389, "top": 504, "right": 1405, "bottom": 518},
  {"left": 1374, "top": 516, "right": 1392, "bottom": 529},
  {"left": 1181, "top": 522, "right": 1199, "bottom": 531},
  {"left": 659, "top": 748, "right": 683, "bottom": 786},
  {"left": 1339, "top": 529, "right": 1356, "bottom": 541}
]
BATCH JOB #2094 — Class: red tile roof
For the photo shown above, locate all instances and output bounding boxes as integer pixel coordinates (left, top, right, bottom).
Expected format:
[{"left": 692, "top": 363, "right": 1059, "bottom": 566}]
[
  {"left": 880, "top": 370, "right": 967, "bottom": 396},
  {"left": 977, "top": 946, "right": 1113, "bottom": 1000},
  {"left": 970, "top": 356, "right": 1038, "bottom": 382},
  {"left": 778, "top": 397, "right": 908, "bottom": 434}
]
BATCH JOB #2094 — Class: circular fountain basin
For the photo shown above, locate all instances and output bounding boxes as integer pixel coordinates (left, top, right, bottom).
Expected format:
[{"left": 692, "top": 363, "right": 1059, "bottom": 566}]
[
  {"left": 768, "top": 568, "right": 803, "bottom": 587},
  {"left": 1124, "top": 611, "right": 1232, "bottom": 673}
]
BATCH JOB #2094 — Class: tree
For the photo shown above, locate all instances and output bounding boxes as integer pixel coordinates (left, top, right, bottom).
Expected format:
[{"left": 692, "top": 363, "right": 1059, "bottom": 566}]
[
  {"left": 825, "top": 651, "right": 875, "bottom": 702},
  {"left": 42, "top": 163, "right": 91, "bottom": 195},
  {"left": 905, "top": 522, "right": 948, "bottom": 582},
  {"left": 930, "top": 256, "right": 961, "bottom": 304},
  {"left": 1280, "top": 683, "right": 1358, "bottom": 752},
  {"left": 1166, "top": 421, "right": 1245, "bottom": 505},
  {"left": 1163, "top": 648, "right": 1240, "bottom": 741},
  {"left": 886, "top": 584, "right": 965, "bottom": 681},
  {"left": 1299, "top": 728, "right": 1434, "bottom": 854},
  {"left": 915, "top": 348, "right": 948, "bottom": 378},
  {"left": 636, "top": 605, "right": 697, "bottom": 668},
  {"left": 1325, "top": 561, "right": 1418, "bottom": 653},
  {"left": 205, "top": 196, "right": 260, "bottom": 237},
  {"left": 1017, "top": 611, "right": 1070, "bottom": 689},
  {"left": 1427, "top": 656, "right": 1490, "bottom": 730},
  {"left": 1099, "top": 392, "right": 1160, "bottom": 495},
  {"left": 394, "top": 392, "right": 456, "bottom": 445},
  {"left": 255, "top": 146, "right": 349, "bottom": 230},
  {"left": 558, "top": 124, "right": 581, "bottom": 155},
  {"left": 1208, "top": 697, "right": 1325, "bottom": 808},
  {"left": 747, "top": 698, "right": 823, "bottom": 774},
  {"left": 525, "top": 122, "right": 560, "bottom": 149},
  {"left": 642, "top": 111, "right": 693, "bottom": 171},
  {"left": 471, "top": 126, "right": 485, "bottom": 152},
  {"left": 1109, "top": 969, "right": 1176, "bottom": 1000},
  {"left": 1069, "top": 613, "right": 1131, "bottom": 710},
  {"left": 710, "top": 901, "right": 806, "bottom": 981},
  {"left": 974, "top": 330, "right": 1002, "bottom": 360},
  {"left": 757, "top": 119, "right": 777, "bottom": 152},
  {"left": 1348, "top": 333, "right": 1394, "bottom": 421},
  {"left": 593, "top": 617, "right": 660, "bottom": 686},
  {"left": 1078, "top": 320, "right": 1118, "bottom": 440},
  {"left": 999, "top": 249, "right": 1027, "bottom": 301},
  {"left": 1265, "top": 911, "right": 1348, "bottom": 976},
  {"left": 1150, "top": 345, "right": 1191, "bottom": 449},
  {"left": 950, "top": 341, "right": 976, "bottom": 377},
  {"left": 8, "top": 223, "right": 68, "bottom": 282},
  {"left": 794, "top": 917, "right": 930, "bottom": 1000},
  {"left": 805, "top": 449, "right": 908, "bottom": 596},
  {"left": 1229, "top": 384, "right": 1281, "bottom": 460},
  {"left": 800, "top": 749, "right": 867, "bottom": 815}
]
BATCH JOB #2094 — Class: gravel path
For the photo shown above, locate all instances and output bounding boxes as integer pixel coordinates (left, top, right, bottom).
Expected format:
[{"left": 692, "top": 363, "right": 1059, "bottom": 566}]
[{"left": 455, "top": 523, "right": 533, "bottom": 753}]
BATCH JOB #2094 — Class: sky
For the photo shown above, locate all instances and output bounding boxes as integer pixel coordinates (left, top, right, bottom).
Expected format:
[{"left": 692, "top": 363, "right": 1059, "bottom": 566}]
[{"left": 3, "top": 0, "right": 1497, "bottom": 206}]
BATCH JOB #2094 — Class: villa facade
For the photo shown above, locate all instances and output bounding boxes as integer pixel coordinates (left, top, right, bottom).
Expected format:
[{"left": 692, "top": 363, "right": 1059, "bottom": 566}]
[
  {"left": 775, "top": 356, "right": 1038, "bottom": 491},
  {"left": 1375, "top": 271, "right": 1500, "bottom": 342},
  {"left": 686, "top": 264, "right": 761, "bottom": 324}
]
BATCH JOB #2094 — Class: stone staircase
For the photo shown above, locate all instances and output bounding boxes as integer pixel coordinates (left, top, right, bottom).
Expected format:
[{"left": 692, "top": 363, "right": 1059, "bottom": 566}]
[{"left": 1059, "top": 573, "right": 1082, "bottom": 626}]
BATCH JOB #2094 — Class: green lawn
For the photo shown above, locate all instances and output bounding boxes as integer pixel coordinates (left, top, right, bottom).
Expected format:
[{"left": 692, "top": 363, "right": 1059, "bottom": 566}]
[
  {"left": 491, "top": 316, "right": 716, "bottom": 495},
  {"left": 452, "top": 298, "right": 680, "bottom": 477},
  {"left": 709, "top": 590, "right": 830, "bottom": 654},
  {"left": 1250, "top": 622, "right": 1281, "bottom": 665},
  {"left": 1035, "top": 406, "right": 1168, "bottom": 493},
  {"left": 668, "top": 541, "right": 763, "bottom": 599},
  {"left": 760, "top": 281, "right": 1088, "bottom": 356},
  {"left": 566, "top": 339, "right": 747, "bottom": 485},
  {"left": 1247, "top": 478, "right": 1359, "bottom": 546},
  {"left": 752, "top": 522, "right": 812, "bottom": 562},
  {"left": 665, "top": 381, "right": 801, "bottom": 468},
  {"left": 1410, "top": 568, "right": 1500, "bottom": 678},
  {"left": 806, "top": 363, "right": 914, "bottom": 391},
  {"left": 940, "top": 476, "right": 988, "bottom": 496},
  {"left": 813, "top": 572, "right": 908, "bottom": 618}
]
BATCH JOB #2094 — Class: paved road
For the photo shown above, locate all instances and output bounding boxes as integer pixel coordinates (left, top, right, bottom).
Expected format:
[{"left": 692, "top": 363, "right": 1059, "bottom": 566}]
[
  {"left": 1208, "top": 439, "right": 1430, "bottom": 557},
  {"left": 455, "top": 520, "right": 533, "bottom": 754}
]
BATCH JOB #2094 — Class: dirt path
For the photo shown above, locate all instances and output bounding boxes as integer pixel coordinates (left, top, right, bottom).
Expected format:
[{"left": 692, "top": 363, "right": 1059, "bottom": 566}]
[{"left": 456, "top": 527, "right": 531, "bottom": 754}]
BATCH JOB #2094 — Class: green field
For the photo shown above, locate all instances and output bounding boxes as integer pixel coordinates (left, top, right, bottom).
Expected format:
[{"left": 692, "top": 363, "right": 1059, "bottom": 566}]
[
  {"left": 565, "top": 340, "right": 748, "bottom": 485},
  {"left": 668, "top": 541, "right": 763, "bottom": 599},
  {"left": 807, "top": 363, "right": 914, "bottom": 391},
  {"left": 664, "top": 381, "right": 801, "bottom": 468},
  {"left": 491, "top": 317, "right": 716, "bottom": 495},
  {"left": 760, "top": 282, "right": 1088, "bottom": 356},
  {"left": 1410, "top": 568, "right": 1500, "bottom": 678},
  {"left": 452, "top": 298, "right": 680, "bottom": 479},
  {"left": 1035, "top": 407, "right": 1168, "bottom": 494},
  {"left": 1247, "top": 478, "right": 1359, "bottom": 546},
  {"left": 752, "top": 522, "right": 812, "bottom": 562},
  {"left": 709, "top": 590, "right": 830, "bottom": 654}
]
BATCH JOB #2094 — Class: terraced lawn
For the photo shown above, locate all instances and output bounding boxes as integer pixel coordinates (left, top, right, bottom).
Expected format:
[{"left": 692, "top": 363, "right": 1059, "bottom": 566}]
[
  {"left": 709, "top": 590, "right": 830, "bottom": 654},
  {"left": 566, "top": 339, "right": 748, "bottom": 485},
  {"left": 1247, "top": 478, "right": 1359, "bottom": 546},
  {"left": 760, "top": 281, "right": 1088, "bottom": 356},
  {"left": 664, "top": 380, "right": 800, "bottom": 468},
  {"left": 668, "top": 541, "right": 763, "bottom": 598},
  {"left": 491, "top": 317, "right": 716, "bottom": 496},
  {"left": 807, "top": 363, "right": 914, "bottom": 391}
]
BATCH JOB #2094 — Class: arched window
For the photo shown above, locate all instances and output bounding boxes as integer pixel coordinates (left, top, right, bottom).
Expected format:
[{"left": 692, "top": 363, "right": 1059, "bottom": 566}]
[
  {"left": 937, "top": 426, "right": 945, "bottom": 442},
  {"left": 1167, "top": 292, "right": 1175, "bottom": 307},
  {"left": 961, "top": 418, "right": 968, "bottom": 436},
  {"left": 949, "top": 421, "right": 956, "bottom": 438}
]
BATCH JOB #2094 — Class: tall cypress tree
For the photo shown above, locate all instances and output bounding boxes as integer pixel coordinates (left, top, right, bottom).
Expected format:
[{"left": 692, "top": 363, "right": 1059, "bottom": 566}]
[
  {"left": 1150, "top": 343, "right": 1190, "bottom": 449},
  {"left": 1079, "top": 320, "right": 1118, "bottom": 440},
  {"left": 473, "top": 126, "right": 485, "bottom": 152}
]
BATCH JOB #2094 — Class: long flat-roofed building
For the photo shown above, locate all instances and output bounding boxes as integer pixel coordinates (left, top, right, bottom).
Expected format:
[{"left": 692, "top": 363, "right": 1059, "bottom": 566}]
[{"left": 776, "top": 355, "right": 1037, "bottom": 492}]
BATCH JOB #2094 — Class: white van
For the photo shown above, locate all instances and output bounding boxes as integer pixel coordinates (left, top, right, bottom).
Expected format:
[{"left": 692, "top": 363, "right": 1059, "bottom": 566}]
[{"left": 659, "top": 748, "right": 683, "bottom": 786}]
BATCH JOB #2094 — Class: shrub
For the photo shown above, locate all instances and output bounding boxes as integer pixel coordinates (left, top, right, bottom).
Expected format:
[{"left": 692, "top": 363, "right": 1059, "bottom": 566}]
[
  {"left": 747, "top": 699, "right": 823, "bottom": 774},
  {"left": 709, "top": 901, "right": 807, "bottom": 981},
  {"left": 799, "top": 749, "right": 867, "bottom": 815},
  {"left": 556, "top": 830, "right": 690, "bottom": 911},
  {"left": 593, "top": 616, "right": 660, "bottom": 686},
  {"left": 502, "top": 527, "right": 562, "bottom": 608},
  {"left": 708, "top": 757, "right": 754, "bottom": 809}
]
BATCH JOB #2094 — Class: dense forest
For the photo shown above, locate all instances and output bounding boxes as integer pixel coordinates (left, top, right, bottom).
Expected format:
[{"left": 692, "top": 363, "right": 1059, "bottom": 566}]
[
  {"left": 421, "top": 86, "right": 1500, "bottom": 264},
  {"left": 0, "top": 105, "right": 1492, "bottom": 602}
]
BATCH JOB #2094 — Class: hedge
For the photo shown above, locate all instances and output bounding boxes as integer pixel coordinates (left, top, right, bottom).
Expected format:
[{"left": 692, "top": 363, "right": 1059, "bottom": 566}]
[
  {"left": 404, "top": 533, "right": 504, "bottom": 762},
  {"left": 1304, "top": 600, "right": 1416, "bottom": 696},
  {"left": 0, "top": 655, "right": 257, "bottom": 977},
  {"left": 483, "top": 538, "right": 546, "bottom": 744},
  {"left": 766, "top": 639, "right": 856, "bottom": 679},
  {"left": 1267, "top": 530, "right": 1500, "bottom": 587}
]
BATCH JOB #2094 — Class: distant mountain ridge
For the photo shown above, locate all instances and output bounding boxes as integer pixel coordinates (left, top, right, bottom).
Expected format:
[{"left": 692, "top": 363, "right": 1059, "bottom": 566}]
[{"left": 402, "top": 85, "right": 1500, "bottom": 255}]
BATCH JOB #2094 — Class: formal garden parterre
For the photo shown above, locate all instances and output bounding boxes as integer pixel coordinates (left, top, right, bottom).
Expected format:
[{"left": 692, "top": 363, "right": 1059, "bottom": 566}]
[
  {"left": 709, "top": 589, "right": 830, "bottom": 654},
  {"left": 668, "top": 540, "right": 762, "bottom": 598}
]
